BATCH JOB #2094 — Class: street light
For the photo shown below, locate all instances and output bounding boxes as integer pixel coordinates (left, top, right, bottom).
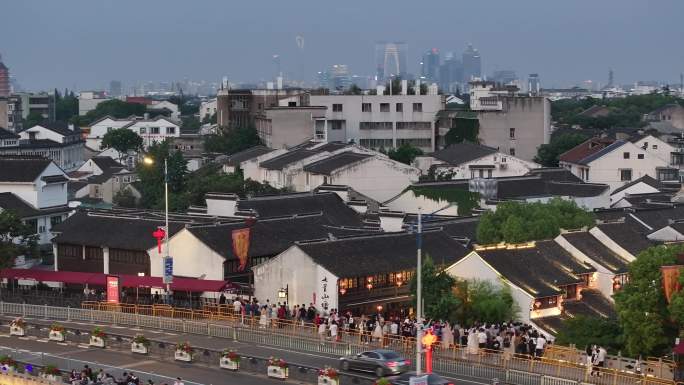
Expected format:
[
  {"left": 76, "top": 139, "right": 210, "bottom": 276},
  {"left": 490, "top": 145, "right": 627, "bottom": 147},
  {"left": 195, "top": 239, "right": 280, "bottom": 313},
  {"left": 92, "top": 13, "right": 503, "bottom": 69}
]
[{"left": 143, "top": 155, "right": 172, "bottom": 297}]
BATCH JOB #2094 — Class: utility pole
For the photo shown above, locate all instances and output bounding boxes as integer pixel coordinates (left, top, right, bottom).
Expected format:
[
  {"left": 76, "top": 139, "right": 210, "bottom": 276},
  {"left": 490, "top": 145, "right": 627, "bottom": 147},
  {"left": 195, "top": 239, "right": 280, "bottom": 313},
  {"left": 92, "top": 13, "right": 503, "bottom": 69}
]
[
  {"left": 416, "top": 208, "right": 423, "bottom": 375},
  {"left": 164, "top": 158, "right": 170, "bottom": 294}
]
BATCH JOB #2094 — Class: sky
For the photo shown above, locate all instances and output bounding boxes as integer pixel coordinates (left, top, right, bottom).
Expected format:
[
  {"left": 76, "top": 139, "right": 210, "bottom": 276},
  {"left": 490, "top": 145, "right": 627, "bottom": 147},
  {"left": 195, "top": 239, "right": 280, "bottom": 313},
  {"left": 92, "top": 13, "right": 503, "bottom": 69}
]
[{"left": 2, "top": 0, "right": 684, "bottom": 91}]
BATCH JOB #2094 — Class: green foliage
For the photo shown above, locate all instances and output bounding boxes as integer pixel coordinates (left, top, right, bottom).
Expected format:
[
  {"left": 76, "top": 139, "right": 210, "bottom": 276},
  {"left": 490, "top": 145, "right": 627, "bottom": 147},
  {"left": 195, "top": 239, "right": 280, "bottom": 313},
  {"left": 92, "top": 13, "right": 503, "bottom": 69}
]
[
  {"left": 614, "top": 244, "right": 684, "bottom": 356},
  {"left": 467, "top": 280, "right": 518, "bottom": 324},
  {"left": 112, "top": 188, "right": 138, "bottom": 208},
  {"left": 0, "top": 211, "right": 39, "bottom": 268},
  {"left": 23, "top": 111, "right": 45, "bottom": 128},
  {"left": 55, "top": 89, "right": 78, "bottom": 122},
  {"left": 100, "top": 128, "right": 143, "bottom": 160},
  {"left": 534, "top": 132, "right": 589, "bottom": 167},
  {"left": 476, "top": 199, "right": 595, "bottom": 244},
  {"left": 204, "top": 127, "right": 261, "bottom": 155},
  {"left": 347, "top": 84, "right": 363, "bottom": 95},
  {"left": 409, "top": 255, "right": 459, "bottom": 322},
  {"left": 168, "top": 96, "right": 199, "bottom": 116},
  {"left": 181, "top": 116, "right": 201, "bottom": 131},
  {"left": 409, "top": 186, "right": 479, "bottom": 216},
  {"left": 555, "top": 316, "right": 623, "bottom": 354},
  {"left": 201, "top": 112, "right": 217, "bottom": 125},
  {"left": 387, "top": 143, "right": 423, "bottom": 165},
  {"left": 78, "top": 99, "right": 147, "bottom": 126},
  {"left": 445, "top": 118, "right": 479, "bottom": 145}
]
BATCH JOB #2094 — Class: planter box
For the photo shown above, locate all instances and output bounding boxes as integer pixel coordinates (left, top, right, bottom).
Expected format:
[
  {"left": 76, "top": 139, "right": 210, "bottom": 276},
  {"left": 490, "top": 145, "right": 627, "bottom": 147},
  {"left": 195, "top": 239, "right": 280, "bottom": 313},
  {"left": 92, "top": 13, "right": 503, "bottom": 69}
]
[
  {"left": 42, "top": 374, "right": 60, "bottom": 382},
  {"left": 318, "top": 376, "right": 339, "bottom": 385},
  {"left": 1, "top": 366, "right": 16, "bottom": 373},
  {"left": 131, "top": 342, "right": 148, "bottom": 354},
  {"left": 90, "top": 336, "right": 105, "bottom": 348},
  {"left": 48, "top": 330, "right": 65, "bottom": 342},
  {"left": 219, "top": 358, "right": 239, "bottom": 370},
  {"left": 267, "top": 366, "right": 288, "bottom": 379},
  {"left": 174, "top": 350, "right": 192, "bottom": 362},
  {"left": 9, "top": 326, "right": 25, "bottom": 336}
]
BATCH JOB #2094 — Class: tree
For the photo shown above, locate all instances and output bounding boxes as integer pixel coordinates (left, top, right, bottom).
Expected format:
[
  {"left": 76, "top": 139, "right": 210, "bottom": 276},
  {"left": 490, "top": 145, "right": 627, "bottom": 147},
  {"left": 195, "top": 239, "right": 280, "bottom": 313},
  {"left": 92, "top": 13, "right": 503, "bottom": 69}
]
[
  {"left": 476, "top": 198, "right": 595, "bottom": 244},
  {"left": 387, "top": 143, "right": 423, "bottom": 165},
  {"left": 409, "top": 255, "right": 460, "bottom": 323},
  {"left": 136, "top": 140, "right": 188, "bottom": 211},
  {"left": 79, "top": 99, "right": 147, "bottom": 126},
  {"left": 55, "top": 89, "right": 78, "bottom": 122},
  {"left": 468, "top": 280, "right": 518, "bottom": 324},
  {"left": 0, "top": 211, "right": 39, "bottom": 268},
  {"left": 555, "top": 316, "right": 623, "bottom": 354},
  {"left": 204, "top": 126, "right": 261, "bottom": 155},
  {"left": 445, "top": 118, "right": 479, "bottom": 145},
  {"left": 534, "top": 132, "right": 589, "bottom": 167},
  {"left": 181, "top": 116, "right": 201, "bottom": 131},
  {"left": 23, "top": 111, "right": 45, "bottom": 128},
  {"left": 113, "top": 188, "right": 138, "bottom": 208},
  {"left": 100, "top": 128, "right": 143, "bottom": 161},
  {"left": 614, "top": 244, "right": 684, "bottom": 356}
]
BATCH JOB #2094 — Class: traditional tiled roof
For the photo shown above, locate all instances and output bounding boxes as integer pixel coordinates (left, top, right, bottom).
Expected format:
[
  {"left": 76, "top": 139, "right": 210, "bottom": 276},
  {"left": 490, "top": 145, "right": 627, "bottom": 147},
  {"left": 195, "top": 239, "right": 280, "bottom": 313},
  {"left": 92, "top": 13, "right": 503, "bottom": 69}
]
[
  {"left": 559, "top": 232, "right": 630, "bottom": 274},
  {"left": 629, "top": 205, "right": 684, "bottom": 232},
  {"left": 0, "top": 156, "right": 52, "bottom": 183},
  {"left": 558, "top": 138, "right": 614, "bottom": 164},
  {"left": 297, "top": 230, "right": 469, "bottom": 277},
  {"left": 611, "top": 175, "right": 663, "bottom": 196},
  {"left": 303, "top": 152, "right": 372, "bottom": 175},
  {"left": 259, "top": 149, "right": 319, "bottom": 170},
  {"left": 0, "top": 192, "right": 40, "bottom": 218},
  {"left": 222, "top": 146, "right": 274, "bottom": 167},
  {"left": 476, "top": 240, "right": 595, "bottom": 298},
  {"left": 91, "top": 156, "right": 124, "bottom": 171},
  {"left": 564, "top": 288, "right": 617, "bottom": 318},
  {"left": 595, "top": 220, "right": 655, "bottom": 256},
  {"left": 428, "top": 142, "right": 498, "bottom": 165},
  {"left": 0, "top": 127, "right": 19, "bottom": 140},
  {"left": 576, "top": 140, "right": 627, "bottom": 165}
]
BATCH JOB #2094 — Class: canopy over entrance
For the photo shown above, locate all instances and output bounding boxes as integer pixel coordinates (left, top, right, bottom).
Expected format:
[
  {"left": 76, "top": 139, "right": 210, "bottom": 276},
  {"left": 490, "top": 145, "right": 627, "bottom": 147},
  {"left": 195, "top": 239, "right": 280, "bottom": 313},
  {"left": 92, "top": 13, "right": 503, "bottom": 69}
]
[{"left": 0, "top": 269, "right": 234, "bottom": 293}]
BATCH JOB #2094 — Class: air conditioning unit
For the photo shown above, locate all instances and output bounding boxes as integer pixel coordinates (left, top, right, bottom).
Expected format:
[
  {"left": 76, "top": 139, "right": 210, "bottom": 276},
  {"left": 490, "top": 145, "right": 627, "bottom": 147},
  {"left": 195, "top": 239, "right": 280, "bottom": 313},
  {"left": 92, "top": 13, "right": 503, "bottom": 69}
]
[{"left": 499, "top": 163, "right": 508, "bottom": 169}]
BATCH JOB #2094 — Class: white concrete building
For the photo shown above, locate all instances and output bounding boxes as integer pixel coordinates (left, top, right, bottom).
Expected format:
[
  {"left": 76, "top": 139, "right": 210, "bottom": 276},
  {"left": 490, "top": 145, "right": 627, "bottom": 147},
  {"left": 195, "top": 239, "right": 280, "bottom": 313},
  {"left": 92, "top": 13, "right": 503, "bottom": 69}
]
[
  {"left": 87, "top": 116, "right": 180, "bottom": 150},
  {"left": 199, "top": 99, "right": 217, "bottom": 122},
  {"left": 78, "top": 91, "right": 110, "bottom": 116},
  {"left": 414, "top": 142, "right": 538, "bottom": 179},
  {"left": 5, "top": 123, "right": 85, "bottom": 171},
  {"left": 307, "top": 93, "right": 444, "bottom": 152}
]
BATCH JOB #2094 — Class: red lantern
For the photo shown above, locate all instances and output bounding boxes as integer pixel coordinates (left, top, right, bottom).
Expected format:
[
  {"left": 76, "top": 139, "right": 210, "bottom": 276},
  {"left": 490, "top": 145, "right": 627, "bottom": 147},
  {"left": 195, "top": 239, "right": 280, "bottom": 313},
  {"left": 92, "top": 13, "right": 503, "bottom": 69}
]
[
  {"left": 534, "top": 301, "right": 542, "bottom": 309},
  {"left": 339, "top": 288, "right": 346, "bottom": 295},
  {"left": 152, "top": 227, "right": 165, "bottom": 254}
]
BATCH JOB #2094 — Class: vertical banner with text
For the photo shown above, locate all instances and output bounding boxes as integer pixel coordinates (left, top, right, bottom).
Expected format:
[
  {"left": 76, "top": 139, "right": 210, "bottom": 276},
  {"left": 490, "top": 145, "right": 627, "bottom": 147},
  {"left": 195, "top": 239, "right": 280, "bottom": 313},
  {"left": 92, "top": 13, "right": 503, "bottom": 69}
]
[{"left": 106, "top": 275, "right": 120, "bottom": 303}]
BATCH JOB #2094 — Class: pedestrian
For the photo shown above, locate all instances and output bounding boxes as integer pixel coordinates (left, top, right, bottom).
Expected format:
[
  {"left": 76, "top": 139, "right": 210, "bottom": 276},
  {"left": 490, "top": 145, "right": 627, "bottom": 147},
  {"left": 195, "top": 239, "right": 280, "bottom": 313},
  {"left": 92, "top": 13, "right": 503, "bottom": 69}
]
[
  {"left": 330, "top": 321, "right": 339, "bottom": 342},
  {"left": 173, "top": 377, "right": 184, "bottom": 385},
  {"left": 477, "top": 328, "right": 487, "bottom": 349},
  {"left": 318, "top": 320, "right": 327, "bottom": 344},
  {"left": 535, "top": 334, "right": 546, "bottom": 358}
]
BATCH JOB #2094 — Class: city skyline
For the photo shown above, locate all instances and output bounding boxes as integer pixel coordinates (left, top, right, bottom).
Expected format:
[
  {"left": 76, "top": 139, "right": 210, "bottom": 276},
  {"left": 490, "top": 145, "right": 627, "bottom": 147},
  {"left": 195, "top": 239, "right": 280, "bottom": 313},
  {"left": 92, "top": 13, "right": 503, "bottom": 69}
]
[{"left": 1, "top": 0, "right": 683, "bottom": 91}]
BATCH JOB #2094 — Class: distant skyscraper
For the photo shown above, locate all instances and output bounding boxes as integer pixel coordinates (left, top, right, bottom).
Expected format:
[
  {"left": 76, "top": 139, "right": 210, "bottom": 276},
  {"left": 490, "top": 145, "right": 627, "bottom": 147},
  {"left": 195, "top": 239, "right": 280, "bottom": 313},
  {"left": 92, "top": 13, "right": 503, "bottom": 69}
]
[
  {"left": 316, "top": 70, "right": 330, "bottom": 89},
  {"left": 375, "top": 42, "right": 408, "bottom": 81},
  {"left": 491, "top": 70, "right": 517, "bottom": 85},
  {"left": 0, "top": 54, "right": 10, "bottom": 98},
  {"left": 528, "top": 74, "right": 541, "bottom": 95},
  {"left": 438, "top": 53, "right": 463, "bottom": 93},
  {"left": 462, "top": 44, "right": 482, "bottom": 85},
  {"left": 330, "top": 64, "right": 351, "bottom": 90},
  {"left": 421, "top": 48, "right": 440, "bottom": 82},
  {"left": 109, "top": 80, "right": 122, "bottom": 97},
  {"left": 607, "top": 68, "right": 614, "bottom": 88}
]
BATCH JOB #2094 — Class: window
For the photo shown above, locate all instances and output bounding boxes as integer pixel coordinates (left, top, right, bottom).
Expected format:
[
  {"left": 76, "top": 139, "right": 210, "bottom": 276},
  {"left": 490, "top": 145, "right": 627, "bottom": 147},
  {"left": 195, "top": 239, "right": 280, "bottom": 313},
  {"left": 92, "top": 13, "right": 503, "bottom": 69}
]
[
  {"left": 638, "top": 154, "right": 644, "bottom": 159},
  {"left": 396, "top": 103, "right": 403, "bottom": 112},
  {"left": 38, "top": 225, "right": 46, "bottom": 233},
  {"left": 332, "top": 104, "right": 343, "bottom": 112},
  {"left": 620, "top": 169, "right": 632, "bottom": 181},
  {"left": 396, "top": 122, "right": 431, "bottom": 130},
  {"left": 487, "top": 169, "right": 493, "bottom": 178},
  {"left": 114, "top": 177, "right": 119, "bottom": 183},
  {"left": 412, "top": 103, "right": 423, "bottom": 112},
  {"left": 166, "top": 127, "right": 176, "bottom": 134},
  {"left": 359, "top": 122, "right": 392, "bottom": 130},
  {"left": 362, "top": 103, "right": 372, "bottom": 112},
  {"left": 330, "top": 120, "right": 343, "bottom": 130},
  {"left": 478, "top": 170, "right": 484, "bottom": 178},
  {"left": 653, "top": 145, "right": 658, "bottom": 149},
  {"left": 150, "top": 127, "right": 160, "bottom": 134},
  {"left": 623, "top": 152, "right": 630, "bottom": 159},
  {"left": 50, "top": 216, "right": 62, "bottom": 226},
  {"left": 509, "top": 128, "right": 515, "bottom": 139},
  {"left": 509, "top": 148, "right": 516, "bottom": 156},
  {"left": 380, "top": 103, "right": 390, "bottom": 112},
  {"left": 288, "top": 101, "right": 297, "bottom": 107},
  {"left": 501, "top": 157, "right": 507, "bottom": 163},
  {"left": 139, "top": 127, "right": 146, "bottom": 134},
  {"left": 123, "top": 176, "right": 130, "bottom": 183}
]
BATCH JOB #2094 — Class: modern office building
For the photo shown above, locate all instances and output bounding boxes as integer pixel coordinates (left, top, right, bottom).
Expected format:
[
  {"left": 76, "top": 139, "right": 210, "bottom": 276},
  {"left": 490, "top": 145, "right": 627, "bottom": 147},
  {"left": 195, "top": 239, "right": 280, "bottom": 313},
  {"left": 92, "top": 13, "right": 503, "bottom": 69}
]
[
  {"left": 216, "top": 88, "right": 307, "bottom": 130},
  {"left": 491, "top": 70, "right": 518, "bottom": 85},
  {"left": 109, "top": 81, "right": 123, "bottom": 97},
  {"left": 375, "top": 42, "right": 408, "bottom": 82},
  {"left": 462, "top": 44, "right": 482, "bottom": 86},
  {"left": 421, "top": 48, "right": 441, "bottom": 82},
  {"left": 528, "top": 74, "right": 541, "bottom": 96},
  {"left": 438, "top": 53, "right": 464, "bottom": 93},
  {"left": 330, "top": 65, "right": 351, "bottom": 91},
  {"left": 0, "top": 54, "right": 9, "bottom": 98},
  {"left": 11, "top": 92, "right": 56, "bottom": 123}
]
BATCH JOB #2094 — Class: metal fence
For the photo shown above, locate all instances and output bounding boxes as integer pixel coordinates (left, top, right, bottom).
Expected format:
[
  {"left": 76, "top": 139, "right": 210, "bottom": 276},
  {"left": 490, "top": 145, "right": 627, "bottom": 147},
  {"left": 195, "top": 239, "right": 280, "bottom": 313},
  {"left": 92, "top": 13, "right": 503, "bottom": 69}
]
[{"left": 0, "top": 302, "right": 677, "bottom": 385}]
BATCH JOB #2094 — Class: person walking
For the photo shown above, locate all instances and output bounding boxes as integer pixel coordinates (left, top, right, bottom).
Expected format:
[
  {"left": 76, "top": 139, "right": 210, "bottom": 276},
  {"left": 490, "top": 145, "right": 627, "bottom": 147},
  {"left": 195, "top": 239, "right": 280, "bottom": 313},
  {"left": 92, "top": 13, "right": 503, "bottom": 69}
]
[
  {"left": 535, "top": 334, "right": 546, "bottom": 358},
  {"left": 330, "top": 321, "right": 339, "bottom": 342},
  {"left": 318, "top": 320, "right": 327, "bottom": 344}
]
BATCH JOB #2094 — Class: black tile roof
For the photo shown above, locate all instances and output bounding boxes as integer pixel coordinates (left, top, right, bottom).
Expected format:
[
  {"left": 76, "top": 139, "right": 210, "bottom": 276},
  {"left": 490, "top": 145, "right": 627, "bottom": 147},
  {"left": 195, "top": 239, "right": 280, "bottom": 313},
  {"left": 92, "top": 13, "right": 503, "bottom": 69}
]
[
  {"left": 0, "top": 192, "right": 40, "bottom": 218},
  {"left": 28, "top": 122, "right": 80, "bottom": 136},
  {"left": 91, "top": 156, "right": 124, "bottom": 171},
  {"left": 189, "top": 213, "right": 379, "bottom": 261},
  {"left": 223, "top": 146, "right": 274, "bottom": 167},
  {"left": 303, "top": 152, "right": 372, "bottom": 175},
  {"left": 560, "top": 232, "right": 630, "bottom": 273},
  {"left": 237, "top": 192, "right": 364, "bottom": 227},
  {"left": 16, "top": 139, "right": 74, "bottom": 149},
  {"left": 630, "top": 206, "right": 684, "bottom": 231},
  {"left": 525, "top": 168, "right": 583, "bottom": 183},
  {"left": 595, "top": 220, "right": 655, "bottom": 256},
  {"left": 563, "top": 288, "right": 616, "bottom": 318},
  {"left": 297, "top": 230, "right": 469, "bottom": 277},
  {"left": 308, "top": 142, "right": 350, "bottom": 152},
  {"left": 51, "top": 211, "right": 187, "bottom": 251},
  {"left": 670, "top": 222, "right": 684, "bottom": 235},
  {"left": 476, "top": 240, "right": 595, "bottom": 297},
  {"left": 428, "top": 142, "right": 498, "bottom": 165},
  {"left": 259, "top": 149, "right": 319, "bottom": 170},
  {"left": 0, "top": 127, "right": 19, "bottom": 140},
  {"left": 87, "top": 167, "right": 125, "bottom": 184},
  {"left": 42, "top": 175, "right": 69, "bottom": 184},
  {"left": 420, "top": 217, "right": 480, "bottom": 243},
  {"left": 0, "top": 156, "right": 52, "bottom": 182},
  {"left": 611, "top": 175, "right": 663, "bottom": 196}
]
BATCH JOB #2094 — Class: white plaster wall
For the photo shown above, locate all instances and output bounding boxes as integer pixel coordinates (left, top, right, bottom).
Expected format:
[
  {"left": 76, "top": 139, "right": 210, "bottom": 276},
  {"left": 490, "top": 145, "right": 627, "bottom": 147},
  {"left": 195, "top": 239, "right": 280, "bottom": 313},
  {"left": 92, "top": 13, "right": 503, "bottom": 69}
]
[
  {"left": 647, "top": 226, "right": 684, "bottom": 242},
  {"left": 610, "top": 183, "right": 661, "bottom": 205},
  {"left": 36, "top": 163, "right": 68, "bottom": 208},
  {"left": 572, "top": 189, "right": 611, "bottom": 210},
  {"left": 384, "top": 190, "right": 460, "bottom": 216},
  {"left": 148, "top": 229, "right": 225, "bottom": 281},
  {"left": 241, "top": 149, "right": 287, "bottom": 183},
  {"left": 632, "top": 135, "right": 674, "bottom": 164},
  {"left": 19, "top": 125, "right": 65, "bottom": 143},
  {"left": 586, "top": 142, "right": 668, "bottom": 191},
  {"left": 0, "top": 183, "right": 37, "bottom": 208},
  {"left": 434, "top": 153, "right": 537, "bottom": 180}
]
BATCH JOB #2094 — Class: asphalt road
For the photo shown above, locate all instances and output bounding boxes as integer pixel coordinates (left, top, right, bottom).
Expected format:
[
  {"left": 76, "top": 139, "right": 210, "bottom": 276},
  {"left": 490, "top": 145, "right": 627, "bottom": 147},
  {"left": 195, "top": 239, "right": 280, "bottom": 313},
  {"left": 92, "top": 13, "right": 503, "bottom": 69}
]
[{"left": 0, "top": 314, "right": 492, "bottom": 385}]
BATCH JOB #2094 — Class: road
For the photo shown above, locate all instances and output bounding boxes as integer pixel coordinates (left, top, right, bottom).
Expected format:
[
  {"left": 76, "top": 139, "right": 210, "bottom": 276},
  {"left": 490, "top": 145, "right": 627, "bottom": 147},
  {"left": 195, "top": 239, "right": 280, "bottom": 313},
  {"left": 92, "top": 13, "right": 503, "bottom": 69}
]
[{"left": 0, "top": 314, "right": 492, "bottom": 385}]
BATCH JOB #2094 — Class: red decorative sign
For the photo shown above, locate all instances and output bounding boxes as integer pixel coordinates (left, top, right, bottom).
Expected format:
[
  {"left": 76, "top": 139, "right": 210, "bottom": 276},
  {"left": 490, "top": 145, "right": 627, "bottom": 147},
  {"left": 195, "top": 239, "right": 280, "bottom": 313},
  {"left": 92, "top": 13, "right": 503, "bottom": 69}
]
[
  {"left": 106, "top": 275, "right": 120, "bottom": 304},
  {"left": 152, "top": 227, "right": 165, "bottom": 254},
  {"left": 232, "top": 228, "right": 251, "bottom": 272}
]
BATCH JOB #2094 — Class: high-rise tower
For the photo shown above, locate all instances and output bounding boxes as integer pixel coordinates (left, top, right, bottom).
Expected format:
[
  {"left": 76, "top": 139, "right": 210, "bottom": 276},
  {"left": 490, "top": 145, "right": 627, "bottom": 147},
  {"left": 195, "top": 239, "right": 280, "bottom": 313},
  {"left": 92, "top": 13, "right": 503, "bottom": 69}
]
[
  {"left": 375, "top": 42, "right": 408, "bottom": 81},
  {"left": 421, "top": 48, "right": 440, "bottom": 82},
  {"left": 462, "top": 44, "right": 482, "bottom": 85}
]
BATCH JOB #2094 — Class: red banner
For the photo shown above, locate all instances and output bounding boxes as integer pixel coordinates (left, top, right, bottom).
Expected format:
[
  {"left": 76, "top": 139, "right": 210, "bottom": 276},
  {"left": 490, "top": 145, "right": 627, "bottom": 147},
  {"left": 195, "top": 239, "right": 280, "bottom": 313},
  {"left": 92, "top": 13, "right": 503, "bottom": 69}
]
[
  {"left": 662, "top": 265, "right": 684, "bottom": 303},
  {"left": 106, "top": 275, "right": 120, "bottom": 304},
  {"left": 232, "top": 228, "right": 251, "bottom": 272}
]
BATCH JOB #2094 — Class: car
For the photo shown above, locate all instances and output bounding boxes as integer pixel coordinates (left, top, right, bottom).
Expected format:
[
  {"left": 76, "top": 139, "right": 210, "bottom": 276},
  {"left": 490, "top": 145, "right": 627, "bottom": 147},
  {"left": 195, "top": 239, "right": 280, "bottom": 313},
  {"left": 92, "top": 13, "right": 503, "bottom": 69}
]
[
  {"left": 339, "top": 349, "right": 411, "bottom": 377},
  {"left": 391, "top": 372, "right": 454, "bottom": 385}
]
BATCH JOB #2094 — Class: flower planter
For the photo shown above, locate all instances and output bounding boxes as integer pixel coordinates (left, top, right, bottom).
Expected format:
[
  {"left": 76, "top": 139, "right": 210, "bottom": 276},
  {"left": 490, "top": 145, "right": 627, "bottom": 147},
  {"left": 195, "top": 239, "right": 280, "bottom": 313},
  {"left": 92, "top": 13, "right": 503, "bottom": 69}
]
[
  {"left": 267, "top": 366, "right": 288, "bottom": 379},
  {"left": 174, "top": 350, "right": 192, "bottom": 362},
  {"left": 318, "top": 376, "right": 339, "bottom": 385},
  {"left": 90, "top": 336, "right": 105, "bottom": 348},
  {"left": 9, "top": 326, "right": 25, "bottom": 337},
  {"left": 1, "top": 365, "right": 16, "bottom": 373},
  {"left": 219, "top": 357, "right": 239, "bottom": 370},
  {"left": 42, "top": 374, "right": 60, "bottom": 382},
  {"left": 48, "top": 330, "right": 65, "bottom": 342},
  {"left": 131, "top": 342, "right": 148, "bottom": 354}
]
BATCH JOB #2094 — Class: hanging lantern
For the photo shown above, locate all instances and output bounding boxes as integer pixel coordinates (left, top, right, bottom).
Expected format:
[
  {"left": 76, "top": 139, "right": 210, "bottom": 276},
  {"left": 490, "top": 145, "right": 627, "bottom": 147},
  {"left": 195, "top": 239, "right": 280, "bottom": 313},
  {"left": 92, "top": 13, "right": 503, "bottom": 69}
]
[
  {"left": 534, "top": 301, "right": 542, "bottom": 309},
  {"left": 339, "top": 287, "right": 346, "bottom": 295},
  {"left": 366, "top": 283, "right": 373, "bottom": 290}
]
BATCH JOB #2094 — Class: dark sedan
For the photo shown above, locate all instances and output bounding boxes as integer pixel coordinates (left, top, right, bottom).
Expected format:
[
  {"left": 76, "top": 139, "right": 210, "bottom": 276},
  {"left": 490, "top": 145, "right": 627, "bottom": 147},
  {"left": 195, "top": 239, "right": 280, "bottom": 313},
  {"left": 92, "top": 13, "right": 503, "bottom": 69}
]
[
  {"left": 391, "top": 372, "right": 454, "bottom": 385},
  {"left": 339, "top": 349, "right": 411, "bottom": 377}
]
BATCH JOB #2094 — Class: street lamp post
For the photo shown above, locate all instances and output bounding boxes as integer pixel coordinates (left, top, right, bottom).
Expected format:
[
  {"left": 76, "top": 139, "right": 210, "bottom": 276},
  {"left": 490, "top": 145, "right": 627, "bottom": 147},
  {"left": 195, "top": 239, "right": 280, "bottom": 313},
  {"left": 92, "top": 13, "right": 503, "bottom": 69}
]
[
  {"left": 416, "top": 208, "right": 423, "bottom": 376},
  {"left": 144, "top": 156, "right": 172, "bottom": 297}
]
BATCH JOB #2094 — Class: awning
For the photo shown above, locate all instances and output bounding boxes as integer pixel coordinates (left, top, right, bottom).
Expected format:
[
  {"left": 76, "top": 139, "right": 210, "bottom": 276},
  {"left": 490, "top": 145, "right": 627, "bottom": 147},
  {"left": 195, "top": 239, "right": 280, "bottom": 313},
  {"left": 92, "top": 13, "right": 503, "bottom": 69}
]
[{"left": 0, "top": 269, "right": 233, "bottom": 293}]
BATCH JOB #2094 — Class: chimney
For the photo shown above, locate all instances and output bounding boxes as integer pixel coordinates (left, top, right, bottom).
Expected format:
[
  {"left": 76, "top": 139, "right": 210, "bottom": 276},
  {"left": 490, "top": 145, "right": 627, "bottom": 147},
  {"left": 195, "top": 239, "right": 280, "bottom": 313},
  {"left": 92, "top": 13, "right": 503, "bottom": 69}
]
[
  {"left": 205, "top": 193, "right": 239, "bottom": 217},
  {"left": 378, "top": 211, "right": 405, "bottom": 232},
  {"left": 401, "top": 80, "right": 408, "bottom": 95}
]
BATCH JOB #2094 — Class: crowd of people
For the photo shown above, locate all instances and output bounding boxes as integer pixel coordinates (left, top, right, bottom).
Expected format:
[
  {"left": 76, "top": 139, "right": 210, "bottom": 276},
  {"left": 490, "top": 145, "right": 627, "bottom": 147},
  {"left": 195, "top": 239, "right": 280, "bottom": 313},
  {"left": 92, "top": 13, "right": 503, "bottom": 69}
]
[
  {"left": 66, "top": 365, "right": 185, "bottom": 385},
  {"left": 225, "top": 295, "right": 552, "bottom": 358}
]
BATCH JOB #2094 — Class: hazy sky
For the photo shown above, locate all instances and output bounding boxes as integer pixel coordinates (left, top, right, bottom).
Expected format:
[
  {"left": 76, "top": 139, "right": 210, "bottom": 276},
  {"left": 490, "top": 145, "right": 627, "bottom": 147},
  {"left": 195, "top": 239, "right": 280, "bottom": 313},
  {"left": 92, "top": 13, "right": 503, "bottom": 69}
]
[{"left": 2, "top": 0, "right": 683, "bottom": 91}]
